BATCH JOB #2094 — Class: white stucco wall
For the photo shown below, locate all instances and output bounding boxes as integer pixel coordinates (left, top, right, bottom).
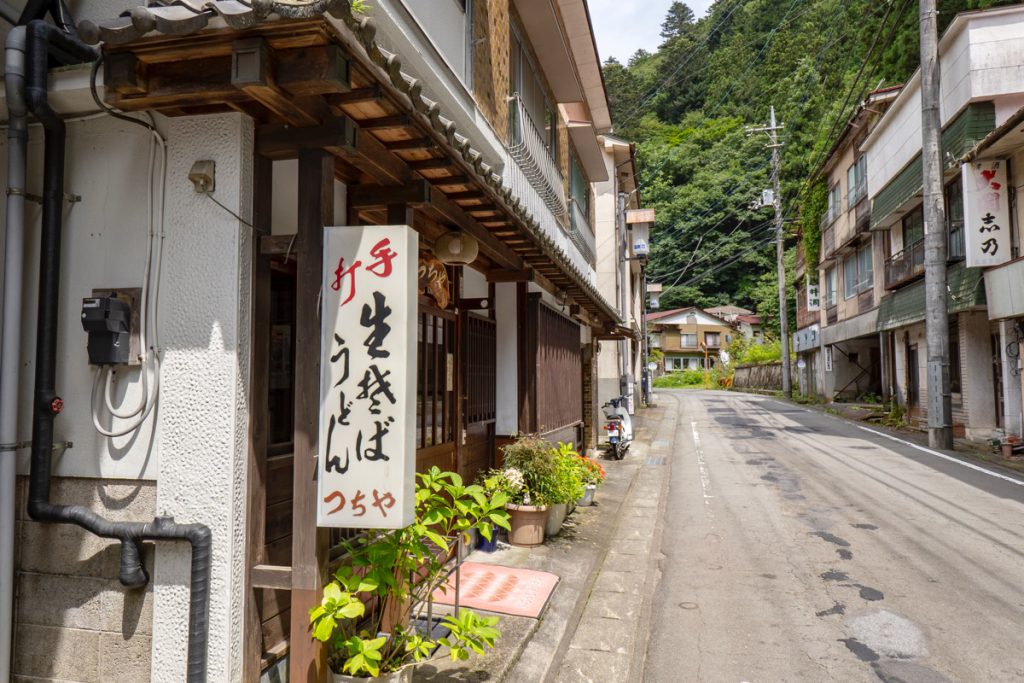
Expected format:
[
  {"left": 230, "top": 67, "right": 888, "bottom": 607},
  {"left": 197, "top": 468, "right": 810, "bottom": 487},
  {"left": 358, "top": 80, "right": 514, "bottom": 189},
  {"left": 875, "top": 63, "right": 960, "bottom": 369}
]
[
  {"left": 1, "top": 107, "right": 253, "bottom": 680},
  {"left": 149, "top": 113, "right": 252, "bottom": 683},
  {"left": 1, "top": 116, "right": 162, "bottom": 479},
  {"left": 866, "top": 6, "right": 1024, "bottom": 199}
]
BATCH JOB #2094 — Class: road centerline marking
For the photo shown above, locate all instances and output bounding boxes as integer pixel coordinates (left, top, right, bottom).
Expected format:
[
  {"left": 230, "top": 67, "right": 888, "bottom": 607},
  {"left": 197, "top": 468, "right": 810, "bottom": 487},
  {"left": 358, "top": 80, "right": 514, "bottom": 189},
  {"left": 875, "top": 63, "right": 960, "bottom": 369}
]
[{"left": 691, "top": 421, "right": 714, "bottom": 506}]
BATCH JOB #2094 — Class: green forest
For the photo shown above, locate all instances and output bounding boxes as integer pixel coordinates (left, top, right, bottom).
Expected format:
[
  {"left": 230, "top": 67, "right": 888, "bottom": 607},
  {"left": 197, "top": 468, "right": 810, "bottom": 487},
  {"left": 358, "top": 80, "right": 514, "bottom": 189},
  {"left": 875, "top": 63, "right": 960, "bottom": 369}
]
[{"left": 605, "top": 0, "right": 1015, "bottom": 334}]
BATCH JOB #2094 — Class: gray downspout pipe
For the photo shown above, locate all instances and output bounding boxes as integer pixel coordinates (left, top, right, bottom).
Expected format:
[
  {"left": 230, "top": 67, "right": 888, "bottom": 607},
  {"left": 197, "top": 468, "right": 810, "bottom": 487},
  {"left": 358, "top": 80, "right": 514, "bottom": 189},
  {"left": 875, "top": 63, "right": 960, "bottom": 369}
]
[
  {"left": 22, "top": 20, "right": 212, "bottom": 682},
  {"left": 0, "top": 25, "right": 27, "bottom": 683}
]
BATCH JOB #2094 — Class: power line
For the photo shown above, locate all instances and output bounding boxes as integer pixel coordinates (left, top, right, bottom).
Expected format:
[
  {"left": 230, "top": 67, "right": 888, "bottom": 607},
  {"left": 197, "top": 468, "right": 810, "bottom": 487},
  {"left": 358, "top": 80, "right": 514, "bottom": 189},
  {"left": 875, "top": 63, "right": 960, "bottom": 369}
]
[
  {"left": 615, "top": 0, "right": 749, "bottom": 128},
  {"left": 801, "top": 0, "right": 912, "bottom": 193}
]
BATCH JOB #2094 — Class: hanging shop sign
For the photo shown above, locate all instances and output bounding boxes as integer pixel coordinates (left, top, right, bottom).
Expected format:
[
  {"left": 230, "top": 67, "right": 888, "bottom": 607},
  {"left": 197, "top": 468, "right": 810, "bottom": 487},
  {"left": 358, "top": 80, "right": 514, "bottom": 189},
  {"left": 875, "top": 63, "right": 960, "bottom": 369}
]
[
  {"left": 963, "top": 160, "right": 1011, "bottom": 268},
  {"left": 418, "top": 255, "right": 450, "bottom": 309},
  {"left": 806, "top": 276, "right": 820, "bottom": 312},
  {"left": 319, "top": 225, "right": 418, "bottom": 529}
]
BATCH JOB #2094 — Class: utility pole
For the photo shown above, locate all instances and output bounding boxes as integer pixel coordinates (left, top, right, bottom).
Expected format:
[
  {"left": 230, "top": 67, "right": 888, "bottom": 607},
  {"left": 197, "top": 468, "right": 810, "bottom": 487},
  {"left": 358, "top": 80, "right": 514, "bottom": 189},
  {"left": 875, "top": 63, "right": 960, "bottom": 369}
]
[
  {"left": 920, "top": 0, "right": 953, "bottom": 449},
  {"left": 747, "top": 107, "right": 792, "bottom": 397}
]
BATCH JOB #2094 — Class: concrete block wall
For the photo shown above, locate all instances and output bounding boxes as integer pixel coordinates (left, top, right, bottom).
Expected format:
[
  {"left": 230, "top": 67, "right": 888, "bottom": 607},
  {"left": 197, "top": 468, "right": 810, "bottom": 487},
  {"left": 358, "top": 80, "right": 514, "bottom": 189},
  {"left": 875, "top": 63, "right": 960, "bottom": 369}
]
[{"left": 13, "top": 477, "right": 156, "bottom": 683}]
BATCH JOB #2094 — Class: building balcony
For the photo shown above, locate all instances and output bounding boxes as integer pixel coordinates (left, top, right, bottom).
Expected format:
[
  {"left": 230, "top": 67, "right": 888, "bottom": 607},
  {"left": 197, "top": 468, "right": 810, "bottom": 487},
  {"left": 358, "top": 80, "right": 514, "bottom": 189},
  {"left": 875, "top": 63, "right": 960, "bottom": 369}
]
[
  {"left": 508, "top": 94, "right": 565, "bottom": 218},
  {"left": 853, "top": 195, "right": 871, "bottom": 235},
  {"left": 822, "top": 223, "right": 836, "bottom": 259},
  {"left": 884, "top": 238, "right": 925, "bottom": 290},
  {"left": 568, "top": 198, "right": 596, "bottom": 268}
]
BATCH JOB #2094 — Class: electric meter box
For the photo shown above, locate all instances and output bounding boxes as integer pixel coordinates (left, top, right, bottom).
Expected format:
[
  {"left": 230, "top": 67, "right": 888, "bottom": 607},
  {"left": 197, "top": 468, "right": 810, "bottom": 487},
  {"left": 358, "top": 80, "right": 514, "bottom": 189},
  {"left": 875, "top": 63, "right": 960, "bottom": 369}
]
[{"left": 81, "top": 294, "right": 133, "bottom": 365}]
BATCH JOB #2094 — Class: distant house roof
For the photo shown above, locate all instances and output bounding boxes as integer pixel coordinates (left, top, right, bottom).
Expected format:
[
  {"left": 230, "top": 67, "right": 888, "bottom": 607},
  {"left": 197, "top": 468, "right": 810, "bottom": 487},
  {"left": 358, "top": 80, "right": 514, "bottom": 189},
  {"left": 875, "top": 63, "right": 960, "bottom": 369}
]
[
  {"left": 735, "top": 314, "right": 762, "bottom": 325},
  {"left": 645, "top": 307, "right": 691, "bottom": 322},
  {"left": 645, "top": 307, "right": 732, "bottom": 327},
  {"left": 705, "top": 305, "right": 753, "bottom": 316}
]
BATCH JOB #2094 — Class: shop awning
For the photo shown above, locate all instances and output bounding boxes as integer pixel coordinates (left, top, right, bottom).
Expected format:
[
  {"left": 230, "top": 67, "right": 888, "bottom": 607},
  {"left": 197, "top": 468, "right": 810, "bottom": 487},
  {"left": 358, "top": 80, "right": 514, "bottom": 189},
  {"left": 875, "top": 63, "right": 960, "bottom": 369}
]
[{"left": 877, "top": 262, "right": 986, "bottom": 331}]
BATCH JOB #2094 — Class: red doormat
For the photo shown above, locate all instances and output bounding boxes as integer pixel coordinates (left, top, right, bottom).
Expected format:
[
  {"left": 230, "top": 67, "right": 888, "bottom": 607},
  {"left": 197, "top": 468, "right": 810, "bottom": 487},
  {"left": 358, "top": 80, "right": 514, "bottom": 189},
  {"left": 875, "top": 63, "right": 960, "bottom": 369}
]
[{"left": 431, "top": 562, "right": 559, "bottom": 618}]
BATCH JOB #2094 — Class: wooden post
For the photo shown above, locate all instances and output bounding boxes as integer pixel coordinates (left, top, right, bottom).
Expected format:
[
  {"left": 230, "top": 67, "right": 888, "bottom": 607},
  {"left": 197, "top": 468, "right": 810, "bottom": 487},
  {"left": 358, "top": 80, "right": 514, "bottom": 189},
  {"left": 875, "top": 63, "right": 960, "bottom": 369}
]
[
  {"left": 243, "top": 153, "right": 272, "bottom": 682},
  {"left": 289, "top": 149, "right": 334, "bottom": 683}
]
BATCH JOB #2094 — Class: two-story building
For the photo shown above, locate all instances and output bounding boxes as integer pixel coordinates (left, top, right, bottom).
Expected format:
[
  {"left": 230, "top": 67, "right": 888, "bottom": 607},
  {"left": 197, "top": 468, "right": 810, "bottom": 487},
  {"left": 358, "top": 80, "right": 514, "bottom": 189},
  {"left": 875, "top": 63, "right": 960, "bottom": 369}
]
[
  {"left": 647, "top": 307, "right": 737, "bottom": 372},
  {"left": 0, "top": 1, "right": 630, "bottom": 680},
  {"left": 864, "top": 5, "right": 1024, "bottom": 438},
  {"left": 812, "top": 86, "right": 900, "bottom": 401},
  {"left": 594, "top": 136, "right": 644, "bottom": 419}
]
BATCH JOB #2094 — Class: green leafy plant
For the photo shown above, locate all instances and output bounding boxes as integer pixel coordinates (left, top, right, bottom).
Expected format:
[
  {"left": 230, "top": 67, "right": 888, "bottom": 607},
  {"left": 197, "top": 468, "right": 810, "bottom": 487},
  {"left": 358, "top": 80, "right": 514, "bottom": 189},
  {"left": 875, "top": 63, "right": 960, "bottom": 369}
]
[
  {"left": 501, "top": 434, "right": 558, "bottom": 505},
  {"left": 548, "top": 442, "right": 586, "bottom": 504},
  {"left": 310, "top": 467, "right": 510, "bottom": 677}
]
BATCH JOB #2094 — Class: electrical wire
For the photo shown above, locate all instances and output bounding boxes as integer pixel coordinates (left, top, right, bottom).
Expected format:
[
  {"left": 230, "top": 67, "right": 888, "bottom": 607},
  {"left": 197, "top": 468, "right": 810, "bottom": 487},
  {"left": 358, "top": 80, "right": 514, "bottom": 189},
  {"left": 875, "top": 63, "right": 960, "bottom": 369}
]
[{"left": 91, "top": 122, "right": 167, "bottom": 438}]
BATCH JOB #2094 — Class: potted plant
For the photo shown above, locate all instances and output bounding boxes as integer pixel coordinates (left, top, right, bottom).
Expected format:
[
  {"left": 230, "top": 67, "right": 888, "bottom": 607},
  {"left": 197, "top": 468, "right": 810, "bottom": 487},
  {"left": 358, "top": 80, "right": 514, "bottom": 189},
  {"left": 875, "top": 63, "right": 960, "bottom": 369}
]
[
  {"left": 544, "top": 443, "right": 587, "bottom": 536},
  {"left": 497, "top": 434, "right": 558, "bottom": 546},
  {"left": 309, "top": 467, "right": 510, "bottom": 680},
  {"left": 574, "top": 454, "right": 606, "bottom": 506}
]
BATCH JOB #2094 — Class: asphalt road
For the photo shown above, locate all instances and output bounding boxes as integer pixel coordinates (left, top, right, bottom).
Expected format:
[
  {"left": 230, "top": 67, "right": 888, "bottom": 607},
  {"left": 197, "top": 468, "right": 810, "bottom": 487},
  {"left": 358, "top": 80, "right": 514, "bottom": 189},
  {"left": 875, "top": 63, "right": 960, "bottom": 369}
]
[{"left": 642, "top": 390, "right": 1024, "bottom": 683}]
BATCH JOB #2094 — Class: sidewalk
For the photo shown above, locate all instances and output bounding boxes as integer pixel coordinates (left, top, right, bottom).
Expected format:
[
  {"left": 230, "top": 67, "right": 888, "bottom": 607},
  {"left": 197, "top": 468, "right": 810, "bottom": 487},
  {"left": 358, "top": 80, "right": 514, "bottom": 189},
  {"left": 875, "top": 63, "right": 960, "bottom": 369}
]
[{"left": 414, "top": 400, "right": 676, "bottom": 682}]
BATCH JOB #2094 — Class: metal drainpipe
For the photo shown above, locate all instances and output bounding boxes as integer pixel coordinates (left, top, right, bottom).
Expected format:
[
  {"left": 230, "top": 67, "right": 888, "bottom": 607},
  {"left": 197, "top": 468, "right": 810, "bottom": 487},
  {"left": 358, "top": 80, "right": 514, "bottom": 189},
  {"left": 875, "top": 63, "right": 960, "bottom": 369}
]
[
  {"left": 22, "top": 20, "right": 212, "bottom": 682},
  {"left": 0, "top": 25, "right": 27, "bottom": 683}
]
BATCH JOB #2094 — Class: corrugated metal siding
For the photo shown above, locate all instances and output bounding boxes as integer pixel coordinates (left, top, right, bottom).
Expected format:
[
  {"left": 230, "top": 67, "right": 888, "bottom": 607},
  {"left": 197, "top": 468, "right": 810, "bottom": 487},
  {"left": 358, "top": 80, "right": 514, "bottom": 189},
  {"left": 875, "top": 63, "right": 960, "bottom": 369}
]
[
  {"left": 871, "top": 102, "right": 996, "bottom": 228},
  {"left": 877, "top": 261, "right": 986, "bottom": 330}
]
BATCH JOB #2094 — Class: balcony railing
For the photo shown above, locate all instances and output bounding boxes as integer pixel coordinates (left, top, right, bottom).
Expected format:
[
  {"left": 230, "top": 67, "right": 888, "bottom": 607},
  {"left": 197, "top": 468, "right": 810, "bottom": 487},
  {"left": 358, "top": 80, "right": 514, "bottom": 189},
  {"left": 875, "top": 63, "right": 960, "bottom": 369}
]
[
  {"left": 854, "top": 195, "right": 871, "bottom": 234},
  {"left": 847, "top": 181, "right": 866, "bottom": 210},
  {"left": 508, "top": 94, "right": 565, "bottom": 217},
  {"left": 568, "top": 198, "right": 596, "bottom": 267},
  {"left": 820, "top": 205, "right": 839, "bottom": 230},
  {"left": 884, "top": 238, "right": 925, "bottom": 290},
  {"left": 822, "top": 223, "right": 836, "bottom": 259}
]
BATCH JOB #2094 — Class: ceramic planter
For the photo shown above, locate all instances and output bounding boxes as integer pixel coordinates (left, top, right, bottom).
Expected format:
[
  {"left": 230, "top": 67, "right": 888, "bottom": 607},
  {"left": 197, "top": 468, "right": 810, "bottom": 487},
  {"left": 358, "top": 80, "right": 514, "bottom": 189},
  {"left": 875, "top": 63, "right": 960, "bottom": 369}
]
[
  {"left": 506, "top": 503, "right": 548, "bottom": 546},
  {"left": 544, "top": 503, "right": 568, "bottom": 537},
  {"left": 577, "top": 484, "right": 597, "bottom": 506},
  {"left": 332, "top": 666, "right": 413, "bottom": 683}
]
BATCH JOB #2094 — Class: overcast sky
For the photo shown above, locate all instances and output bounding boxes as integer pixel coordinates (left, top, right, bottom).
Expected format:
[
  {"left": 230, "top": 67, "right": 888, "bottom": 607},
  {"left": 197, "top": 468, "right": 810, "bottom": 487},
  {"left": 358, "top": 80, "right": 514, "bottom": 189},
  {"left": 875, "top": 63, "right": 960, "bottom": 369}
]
[{"left": 589, "top": 0, "right": 715, "bottom": 64}]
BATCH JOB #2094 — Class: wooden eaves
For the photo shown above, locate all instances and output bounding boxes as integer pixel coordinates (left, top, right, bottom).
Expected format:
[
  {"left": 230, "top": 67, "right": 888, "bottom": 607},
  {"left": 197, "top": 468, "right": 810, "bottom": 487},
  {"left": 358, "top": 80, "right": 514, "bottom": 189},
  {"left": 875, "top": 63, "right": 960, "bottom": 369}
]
[{"left": 97, "top": 7, "right": 621, "bottom": 327}]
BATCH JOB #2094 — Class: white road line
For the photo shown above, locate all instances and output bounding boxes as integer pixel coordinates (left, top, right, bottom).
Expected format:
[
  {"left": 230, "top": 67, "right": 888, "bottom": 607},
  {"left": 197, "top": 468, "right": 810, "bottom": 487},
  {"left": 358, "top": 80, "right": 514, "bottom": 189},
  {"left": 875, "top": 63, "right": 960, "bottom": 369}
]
[
  {"left": 691, "top": 421, "right": 714, "bottom": 504},
  {"left": 857, "top": 425, "right": 1024, "bottom": 487}
]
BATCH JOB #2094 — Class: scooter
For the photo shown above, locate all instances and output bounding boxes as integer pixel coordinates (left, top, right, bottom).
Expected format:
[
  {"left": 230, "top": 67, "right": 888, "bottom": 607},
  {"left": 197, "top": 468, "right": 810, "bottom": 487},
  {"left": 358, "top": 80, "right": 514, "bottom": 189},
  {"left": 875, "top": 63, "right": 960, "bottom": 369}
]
[{"left": 602, "top": 397, "right": 633, "bottom": 460}]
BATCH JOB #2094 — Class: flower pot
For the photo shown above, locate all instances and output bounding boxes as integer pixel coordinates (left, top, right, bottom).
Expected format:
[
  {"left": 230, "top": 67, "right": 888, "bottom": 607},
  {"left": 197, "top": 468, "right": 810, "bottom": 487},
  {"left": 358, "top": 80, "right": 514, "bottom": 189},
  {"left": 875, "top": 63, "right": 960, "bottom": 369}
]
[
  {"left": 545, "top": 503, "right": 568, "bottom": 537},
  {"left": 506, "top": 503, "right": 548, "bottom": 547},
  {"left": 477, "top": 530, "right": 500, "bottom": 553},
  {"left": 577, "top": 484, "right": 597, "bottom": 507},
  {"left": 333, "top": 665, "right": 414, "bottom": 682},
  {"left": 1003, "top": 442, "right": 1014, "bottom": 459}
]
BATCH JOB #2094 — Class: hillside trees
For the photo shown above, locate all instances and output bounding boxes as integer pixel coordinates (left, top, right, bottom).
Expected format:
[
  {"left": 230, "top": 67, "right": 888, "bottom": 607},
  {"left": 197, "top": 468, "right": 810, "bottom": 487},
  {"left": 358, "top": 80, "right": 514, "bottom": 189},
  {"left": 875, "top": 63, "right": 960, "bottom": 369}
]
[{"left": 609, "top": 0, "right": 1017, "bottom": 333}]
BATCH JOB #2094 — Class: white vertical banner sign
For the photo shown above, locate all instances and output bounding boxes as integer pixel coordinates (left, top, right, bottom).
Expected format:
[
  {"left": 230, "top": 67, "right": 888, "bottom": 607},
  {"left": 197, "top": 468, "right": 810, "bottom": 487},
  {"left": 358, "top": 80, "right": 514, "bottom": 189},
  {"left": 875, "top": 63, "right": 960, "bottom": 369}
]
[
  {"left": 318, "top": 225, "right": 418, "bottom": 529},
  {"left": 963, "top": 160, "right": 1011, "bottom": 268}
]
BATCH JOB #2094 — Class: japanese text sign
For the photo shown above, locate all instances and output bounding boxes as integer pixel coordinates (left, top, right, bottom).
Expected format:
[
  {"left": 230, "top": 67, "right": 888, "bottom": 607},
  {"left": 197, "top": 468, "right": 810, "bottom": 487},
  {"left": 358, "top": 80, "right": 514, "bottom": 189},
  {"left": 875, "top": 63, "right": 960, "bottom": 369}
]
[
  {"left": 318, "top": 225, "right": 418, "bottom": 528},
  {"left": 963, "top": 160, "right": 1011, "bottom": 268}
]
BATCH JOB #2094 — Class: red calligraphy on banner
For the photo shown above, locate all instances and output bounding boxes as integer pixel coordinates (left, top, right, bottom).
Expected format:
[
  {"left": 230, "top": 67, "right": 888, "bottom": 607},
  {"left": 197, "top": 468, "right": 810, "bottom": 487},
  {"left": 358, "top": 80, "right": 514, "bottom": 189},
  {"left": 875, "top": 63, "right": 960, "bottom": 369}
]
[
  {"left": 366, "top": 238, "right": 397, "bottom": 278},
  {"left": 331, "top": 257, "right": 362, "bottom": 307}
]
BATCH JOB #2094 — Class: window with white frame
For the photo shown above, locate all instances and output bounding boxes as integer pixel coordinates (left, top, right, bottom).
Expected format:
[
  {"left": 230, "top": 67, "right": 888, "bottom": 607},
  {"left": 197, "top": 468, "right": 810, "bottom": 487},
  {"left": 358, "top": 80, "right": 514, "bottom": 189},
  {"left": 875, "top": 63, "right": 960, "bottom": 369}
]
[
  {"left": 680, "top": 333, "right": 697, "bottom": 347},
  {"left": 843, "top": 243, "right": 873, "bottom": 299},
  {"left": 827, "top": 183, "right": 842, "bottom": 223},
  {"left": 847, "top": 155, "right": 867, "bottom": 206},
  {"left": 825, "top": 267, "right": 837, "bottom": 307},
  {"left": 705, "top": 332, "right": 721, "bottom": 347}
]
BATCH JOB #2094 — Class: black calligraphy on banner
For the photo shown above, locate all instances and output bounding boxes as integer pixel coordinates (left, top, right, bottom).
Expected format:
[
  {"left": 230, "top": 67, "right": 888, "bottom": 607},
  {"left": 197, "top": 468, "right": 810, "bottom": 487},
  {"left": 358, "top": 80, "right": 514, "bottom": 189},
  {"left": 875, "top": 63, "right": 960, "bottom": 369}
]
[{"left": 320, "top": 228, "right": 413, "bottom": 527}]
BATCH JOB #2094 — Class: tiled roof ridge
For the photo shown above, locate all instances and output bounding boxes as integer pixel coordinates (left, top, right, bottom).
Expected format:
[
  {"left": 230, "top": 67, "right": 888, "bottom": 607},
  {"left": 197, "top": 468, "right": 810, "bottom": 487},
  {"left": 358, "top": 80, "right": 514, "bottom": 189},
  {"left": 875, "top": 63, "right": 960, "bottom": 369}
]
[{"left": 82, "top": 0, "right": 622, "bottom": 325}]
